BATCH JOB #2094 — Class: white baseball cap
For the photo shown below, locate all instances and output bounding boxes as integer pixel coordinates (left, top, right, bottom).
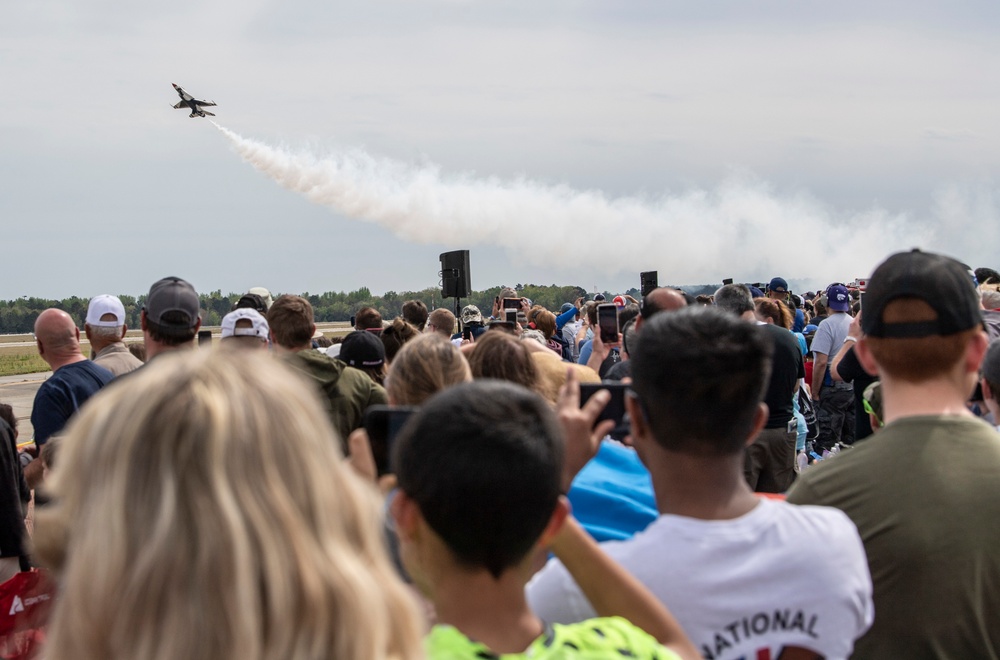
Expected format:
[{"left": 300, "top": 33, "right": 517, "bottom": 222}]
[
  {"left": 221, "top": 308, "right": 269, "bottom": 341},
  {"left": 86, "top": 295, "right": 126, "bottom": 327}
]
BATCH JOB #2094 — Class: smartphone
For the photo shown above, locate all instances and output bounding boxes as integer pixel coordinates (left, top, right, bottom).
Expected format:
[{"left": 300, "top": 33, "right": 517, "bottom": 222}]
[
  {"left": 640, "top": 271, "right": 659, "bottom": 297},
  {"left": 505, "top": 308, "right": 518, "bottom": 324},
  {"left": 503, "top": 297, "right": 521, "bottom": 310},
  {"left": 580, "top": 382, "right": 630, "bottom": 441},
  {"left": 363, "top": 405, "right": 417, "bottom": 476},
  {"left": 198, "top": 330, "right": 212, "bottom": 347},
  {"left": 350, "top": 315, "right": 356, "bottom": 328},
  {"left": 489, "top": 320, "right": 516, "bottom": 333},
  {"left": 462, "top": 326, "right": 473, "bottom": 341},
  {"left": 597, "top": 303, "right": 619, "bottom": 344},
  {"left": 722, "top": 277, "right": 734, "bottom": 285}
]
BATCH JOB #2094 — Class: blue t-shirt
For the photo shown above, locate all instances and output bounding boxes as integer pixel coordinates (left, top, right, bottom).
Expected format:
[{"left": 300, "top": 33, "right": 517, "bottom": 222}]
[
  {"left": 31, "top": 360, "right": 113, "bottom": 444},
  {"left": 567, "top": 441, "right": 658, "bottom": 542}
]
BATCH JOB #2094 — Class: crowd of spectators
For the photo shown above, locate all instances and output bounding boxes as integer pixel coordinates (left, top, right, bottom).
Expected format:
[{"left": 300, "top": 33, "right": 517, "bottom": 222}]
[{"left": 2, "top": 250, "right": 1000, "bottom": 658}]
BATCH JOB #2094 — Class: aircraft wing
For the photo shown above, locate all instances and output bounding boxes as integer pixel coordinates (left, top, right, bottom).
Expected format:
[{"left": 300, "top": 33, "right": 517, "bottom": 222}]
[
  {"left": 197, "top": 100, "right": 217, "bottom": 107},
  {"left": 172, "top": 101, "right": 188, "bottom": 109},
  {"left": 200, "top": 109, "right": 216, "bottom": 117},
  {"left": 173, "top": 84, "right": 195, "bottom": 102}
]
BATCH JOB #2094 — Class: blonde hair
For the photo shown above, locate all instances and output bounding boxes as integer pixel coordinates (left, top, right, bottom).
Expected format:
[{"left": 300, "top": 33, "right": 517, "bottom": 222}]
[
  {"left": 385, "top": 334, "right": 471, "bottom": 405},
  {"left": 35, "top": 350, "right": 424, "bottom": 660}
]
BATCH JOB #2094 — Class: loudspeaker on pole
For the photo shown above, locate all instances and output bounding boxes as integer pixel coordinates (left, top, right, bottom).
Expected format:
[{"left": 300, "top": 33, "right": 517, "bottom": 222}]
[{"left": 440, "top": 250, "right": 472, "bottom": 299}]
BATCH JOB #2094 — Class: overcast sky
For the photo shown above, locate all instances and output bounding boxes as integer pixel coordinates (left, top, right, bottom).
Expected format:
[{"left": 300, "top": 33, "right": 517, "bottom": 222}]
[{"left": 3, "top": 1, "right": 999, "bottom": 301}]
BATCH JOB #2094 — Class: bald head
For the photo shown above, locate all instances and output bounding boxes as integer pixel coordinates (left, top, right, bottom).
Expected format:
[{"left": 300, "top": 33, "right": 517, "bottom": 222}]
[
  {"left": 35, "top": 309, "right": 78, "bottom": 349},
  {"left": 643, "top": 288, "right": 687, "bottom": 317},
  {"left": 35, "top": 309, "right": 85, "bottom": 368},
  {"left": 634, "top": 288, "right": 688, "bottom": 332}
]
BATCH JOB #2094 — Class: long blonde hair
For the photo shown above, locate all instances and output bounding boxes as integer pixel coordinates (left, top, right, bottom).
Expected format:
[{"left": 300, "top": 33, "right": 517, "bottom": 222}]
[{"left": 35, "top": 350, "right": 424, "bottom": 660}]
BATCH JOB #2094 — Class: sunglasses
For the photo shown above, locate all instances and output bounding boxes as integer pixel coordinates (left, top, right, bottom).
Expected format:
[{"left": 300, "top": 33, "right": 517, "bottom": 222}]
[{"left": 862, "top": 398, "right": 883, "bottom": 428}]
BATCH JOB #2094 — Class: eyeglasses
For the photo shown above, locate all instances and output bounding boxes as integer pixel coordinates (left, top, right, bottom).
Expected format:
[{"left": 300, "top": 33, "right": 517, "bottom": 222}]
[{"left": 862, "top": 398, "right": 883, "bottom": 428}]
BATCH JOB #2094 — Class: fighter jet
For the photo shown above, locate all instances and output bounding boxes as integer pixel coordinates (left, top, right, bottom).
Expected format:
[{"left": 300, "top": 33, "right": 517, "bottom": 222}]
[{"left": 171, "top": 83, "right": 217, "bottom": 118}]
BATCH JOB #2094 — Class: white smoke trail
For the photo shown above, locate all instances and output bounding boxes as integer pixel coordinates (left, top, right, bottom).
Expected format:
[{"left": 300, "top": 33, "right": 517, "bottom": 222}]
[{"left": 215, "top": 123, "right": 942, "bottom": 284}]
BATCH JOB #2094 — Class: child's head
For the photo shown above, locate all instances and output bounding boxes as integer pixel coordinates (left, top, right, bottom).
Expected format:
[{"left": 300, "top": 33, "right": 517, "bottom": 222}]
[{"left": 392, "top": 380, "right": 564, "bottom": 580}]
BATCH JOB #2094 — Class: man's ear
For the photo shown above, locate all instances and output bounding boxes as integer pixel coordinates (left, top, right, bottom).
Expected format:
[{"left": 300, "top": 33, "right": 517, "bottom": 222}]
[
  {"left": 120, "top": 323, "right": 128, "bottom": 339},
  {"left": 536, "top": 496, "right": 570, "bottom": 549},
  {"left": 967, "top": 330, "right": 989, "bottom": 376},
  {"left": 744, "top": 402, "right": 768, "bottom": 448},
  {"left": 194, "top": 318, "right": 202, "bottom": 333},
  {"left": 390, "top": 490, "right": 422, "bottom": 542},
  {"left": 140, "top": 310, "right": 149, "bottom": 332}
]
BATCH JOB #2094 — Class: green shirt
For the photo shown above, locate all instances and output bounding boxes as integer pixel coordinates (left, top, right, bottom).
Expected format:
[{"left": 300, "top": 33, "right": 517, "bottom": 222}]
[
  {"left": 787, "top": 415, "right": 1000, "bottom": 659},
  {"left": 425, "top": 616, "right": 679, "bottom": 659}
]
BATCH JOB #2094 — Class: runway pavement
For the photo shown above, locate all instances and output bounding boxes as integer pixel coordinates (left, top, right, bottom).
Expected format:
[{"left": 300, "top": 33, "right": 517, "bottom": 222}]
[{"left": 0, "top": 372, "right": 50, "bottom": 441}]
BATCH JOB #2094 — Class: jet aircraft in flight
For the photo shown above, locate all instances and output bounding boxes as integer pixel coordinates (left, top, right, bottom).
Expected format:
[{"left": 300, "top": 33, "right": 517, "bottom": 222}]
[{"left": 171, "top": 83, "right": 217, "bottom": 118}]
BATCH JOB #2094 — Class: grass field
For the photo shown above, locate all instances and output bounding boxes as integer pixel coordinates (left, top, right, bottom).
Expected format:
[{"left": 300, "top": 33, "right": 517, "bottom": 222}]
[
  {"left": 0, "top": 322, "right": 352, "bottom": 377},
  {"left": 0, "top": 346, "right": 50, "bottom": 377}
]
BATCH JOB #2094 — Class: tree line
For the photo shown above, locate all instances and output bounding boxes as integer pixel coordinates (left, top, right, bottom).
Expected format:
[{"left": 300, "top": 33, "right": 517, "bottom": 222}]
[{"left": 0, "top": 283, "right": 643, "bottom": 334}]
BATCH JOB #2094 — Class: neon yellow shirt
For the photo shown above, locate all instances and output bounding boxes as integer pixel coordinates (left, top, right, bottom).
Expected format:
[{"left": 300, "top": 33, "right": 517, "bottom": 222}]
[{"left": 426, "top": 616, "right": 680, "bottom": 659}]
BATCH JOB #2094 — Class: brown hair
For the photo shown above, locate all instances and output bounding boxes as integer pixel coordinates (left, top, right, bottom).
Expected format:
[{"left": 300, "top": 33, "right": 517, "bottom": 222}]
[
  {"left": 354, "top": 307, "right": 383, "bottom": 331},
  {"left": 533, "top": 310, "right": 557, "bottom": 340},
  {"left": 381, "top": 318, "right": 419, "bottom": 364},
  {"left": 427, "top": 309, "right": 456, "bottom": 338},
  {"left": 865, "top": 298, "right": 978, "bottom": 382},
  {"left": 467, "top": 331, "right": 539, "bottom": 392},
  {"left": 754, "top": 298, "right": 792, "bottom": 330},
  {"left": 267, "top": 295, "right": 314, "bottom": 349},
  {"left": 400, "top": 300, "right": 428, "bottom": 331},
  {"left": 386, "top": 334, "right": 470, "bottom": 405}
]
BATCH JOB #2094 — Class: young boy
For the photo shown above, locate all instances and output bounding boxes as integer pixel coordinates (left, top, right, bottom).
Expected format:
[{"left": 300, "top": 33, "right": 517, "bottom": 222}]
[{"left": 390, "top": 379, "right": 697, "bottom": 659}]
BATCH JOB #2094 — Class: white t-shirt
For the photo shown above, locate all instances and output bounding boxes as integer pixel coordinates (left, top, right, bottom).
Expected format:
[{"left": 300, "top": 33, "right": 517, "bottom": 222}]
[{"left": 526, "top": 498, "right": 873, "bottom": 660}]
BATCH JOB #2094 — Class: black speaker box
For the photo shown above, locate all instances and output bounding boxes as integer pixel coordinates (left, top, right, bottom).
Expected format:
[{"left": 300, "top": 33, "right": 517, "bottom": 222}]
[{"left": 440, "top": 250, "right": 471, "bottom": 298}]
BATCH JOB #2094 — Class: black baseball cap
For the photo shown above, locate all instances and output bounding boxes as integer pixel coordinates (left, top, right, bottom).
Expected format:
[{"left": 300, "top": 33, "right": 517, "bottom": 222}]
[
  {"left": 144, "top": 276, "right": 200, "bottom": 328},
  {"left": 862, "top": 249, "right": 981, "bottom": 338},
  {"left": 338, "top": 330, "right": 385, "bottom": 368}
]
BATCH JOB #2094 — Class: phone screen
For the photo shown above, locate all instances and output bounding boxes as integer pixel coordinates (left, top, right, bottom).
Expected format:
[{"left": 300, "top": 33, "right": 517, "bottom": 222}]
[
  {"left": 198, "top": 330, "right": 212, "bottom": 347},
  {"left": 580, "top": 382, "right": 630, "bottom": 440},
  {"left": 462, "top": 326, "right": 472, "bottom": 340},
  {"left": 505, "top": 308, "right": 518, "bottom": 324},
  {"left": 503, "top": 297, "right": 521, "bottom": 310},
  {"left": 597, "top": 303, "right": 619, "bottom": 344},
  {"left": 363, "top": 405, "right": 417, "bottom": 476}
]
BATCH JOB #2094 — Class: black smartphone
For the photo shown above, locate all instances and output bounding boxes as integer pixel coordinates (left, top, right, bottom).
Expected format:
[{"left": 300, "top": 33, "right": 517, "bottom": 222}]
[
  {"left": 580, "top": 382, "right": 630, "bottom": 441},
  {"left": 722, "top": 277, "right": 734, "bottom": 285},
  {"left": 462, "top": 326, "right": 473, "bottom": 341},
  {"left": 350, "top": 315, "right": 356, "bottom": 327},
  {"left": 505, "top": 308, "right": 518, "bottom": 324},
  {"left": 503, "top": 297, "right": 521, "bottom": 310},
  {"left": 198, "top": 330, "right": 212, "bottom": 347},
  {"left": 363, "top": 405, "right": 417, "bottom": 476},
  {"left": 640, "top": 271, "right": 658, "bottom": 296},
  {"left": 597, "top": 303, "right": 619, "bottom": 344}
]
